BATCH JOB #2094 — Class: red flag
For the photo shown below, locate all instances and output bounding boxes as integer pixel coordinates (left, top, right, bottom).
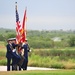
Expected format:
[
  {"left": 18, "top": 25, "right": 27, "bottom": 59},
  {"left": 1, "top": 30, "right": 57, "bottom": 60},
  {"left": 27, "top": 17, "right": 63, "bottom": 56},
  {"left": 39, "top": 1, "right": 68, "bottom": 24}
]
[{"left": 21, "top": 8, "right": 27, "bottom": 43}]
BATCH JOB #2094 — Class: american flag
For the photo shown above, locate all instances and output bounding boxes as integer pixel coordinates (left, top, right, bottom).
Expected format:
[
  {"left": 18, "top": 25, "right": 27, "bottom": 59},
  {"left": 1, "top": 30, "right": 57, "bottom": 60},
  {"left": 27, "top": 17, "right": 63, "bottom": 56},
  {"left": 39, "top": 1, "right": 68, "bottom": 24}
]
[{"left": 15, "top": 4, "right": 21, "bottom": 44}]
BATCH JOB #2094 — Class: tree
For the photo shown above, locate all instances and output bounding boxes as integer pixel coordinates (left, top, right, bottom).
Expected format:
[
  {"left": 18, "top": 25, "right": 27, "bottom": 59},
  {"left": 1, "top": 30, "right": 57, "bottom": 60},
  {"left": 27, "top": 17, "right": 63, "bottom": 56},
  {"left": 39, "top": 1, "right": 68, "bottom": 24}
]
[
  {"left": 0, "top": 34, "right": 5, "bottom": 41},
  {"left": 6, "top": 33, "right": 16, "bottom": 39},
  {"left": 68, "top": 36, "right": 75, "bottom": 47}
]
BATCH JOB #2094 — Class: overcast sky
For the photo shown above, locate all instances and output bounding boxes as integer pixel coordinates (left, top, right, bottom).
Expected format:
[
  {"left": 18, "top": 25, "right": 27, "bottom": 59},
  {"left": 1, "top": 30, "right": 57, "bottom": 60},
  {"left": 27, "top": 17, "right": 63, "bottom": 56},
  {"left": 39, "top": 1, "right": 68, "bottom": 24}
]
[{"left": 0, "top": 0, "right": 75, "bottom": 30}]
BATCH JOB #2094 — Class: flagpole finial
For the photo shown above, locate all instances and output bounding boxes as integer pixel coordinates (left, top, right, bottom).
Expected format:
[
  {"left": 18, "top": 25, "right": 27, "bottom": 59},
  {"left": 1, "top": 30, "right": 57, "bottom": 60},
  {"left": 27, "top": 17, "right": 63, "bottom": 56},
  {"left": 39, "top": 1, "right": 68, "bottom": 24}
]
[
  {"left": 15, "top": 2, "right": 17, "bottom": 4},
  {"left": 15, "top": 2, "right": 17, "bottom": 10}
]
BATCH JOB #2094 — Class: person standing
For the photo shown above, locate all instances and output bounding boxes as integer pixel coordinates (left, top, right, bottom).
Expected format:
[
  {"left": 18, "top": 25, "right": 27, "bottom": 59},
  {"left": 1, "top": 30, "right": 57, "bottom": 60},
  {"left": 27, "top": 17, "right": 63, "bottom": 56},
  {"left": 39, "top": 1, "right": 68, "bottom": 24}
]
[
  {"left": 21, "top": 40, "right": 30, "bottom": 70},
  {"left": 6, "top": 40, "right": 13, "bottom": 71},
  {"left": 11, "top": 38, "right": 21, "bottom": 70}
]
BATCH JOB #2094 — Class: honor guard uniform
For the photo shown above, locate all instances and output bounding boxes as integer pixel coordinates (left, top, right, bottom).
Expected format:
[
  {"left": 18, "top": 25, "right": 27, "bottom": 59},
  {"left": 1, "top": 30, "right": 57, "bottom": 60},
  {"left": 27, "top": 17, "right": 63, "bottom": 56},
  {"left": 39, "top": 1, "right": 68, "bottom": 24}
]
[
  {"left": 21, "top": 39, "right": 30, "bottom": 70},
  {"left": 6, "top": 40, "right": 13, "bottom": 71},
  {"left": 11, "top": 38, "right": 21, "bottom": 70}
]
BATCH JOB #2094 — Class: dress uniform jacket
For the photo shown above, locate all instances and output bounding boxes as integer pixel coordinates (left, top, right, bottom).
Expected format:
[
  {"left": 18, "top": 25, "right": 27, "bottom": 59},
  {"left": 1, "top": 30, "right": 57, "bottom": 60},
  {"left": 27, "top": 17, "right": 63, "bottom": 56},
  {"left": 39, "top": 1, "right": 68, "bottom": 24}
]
[
  {"left": 6, "top": 44, "right": 13, "bottom": 58},
  {"left": 6, "top": 43, "right": 13, "bottom": 71},
  {"left": 21, "top": 44, "right": 29, "bottom": 70}
]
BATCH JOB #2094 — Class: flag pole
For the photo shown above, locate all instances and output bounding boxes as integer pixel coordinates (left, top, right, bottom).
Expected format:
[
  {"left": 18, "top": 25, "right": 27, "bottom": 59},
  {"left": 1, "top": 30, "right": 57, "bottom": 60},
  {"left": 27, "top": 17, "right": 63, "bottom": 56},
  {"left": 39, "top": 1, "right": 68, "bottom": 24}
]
[{"left": 15, "top": 2, "right": 17, "bottom": 10}]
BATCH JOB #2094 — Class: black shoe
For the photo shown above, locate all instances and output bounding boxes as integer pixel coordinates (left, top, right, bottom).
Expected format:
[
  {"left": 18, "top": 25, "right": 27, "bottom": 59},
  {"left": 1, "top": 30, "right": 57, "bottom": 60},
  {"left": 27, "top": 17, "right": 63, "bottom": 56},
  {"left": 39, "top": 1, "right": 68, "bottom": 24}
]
[{"left": 23, "top": 68, "right": 27, "bottom": 70}]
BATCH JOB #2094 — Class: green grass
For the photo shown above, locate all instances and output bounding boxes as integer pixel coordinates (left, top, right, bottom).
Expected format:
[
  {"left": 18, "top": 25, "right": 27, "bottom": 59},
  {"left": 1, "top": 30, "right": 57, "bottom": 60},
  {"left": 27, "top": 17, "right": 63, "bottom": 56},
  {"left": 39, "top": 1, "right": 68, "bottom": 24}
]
[
  {"left": 1, "top": 41, "right": 75, "bottom": 69},
  {"left": 0, "top": 41, "right": 6, "bottom": 65},
  {"left": 28, "top": 52, "right": 75, "bottom": 69},
  {"left": 0, "top": 70, "right": 75, "bottom": 75}
]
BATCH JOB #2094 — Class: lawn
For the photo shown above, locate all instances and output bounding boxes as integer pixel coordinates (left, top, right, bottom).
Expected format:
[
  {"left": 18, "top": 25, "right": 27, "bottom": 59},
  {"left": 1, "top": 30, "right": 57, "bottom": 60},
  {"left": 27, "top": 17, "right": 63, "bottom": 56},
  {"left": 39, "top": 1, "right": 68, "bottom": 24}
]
[{"left": 0, "top": 70, "right": 75, "bottom": 75}]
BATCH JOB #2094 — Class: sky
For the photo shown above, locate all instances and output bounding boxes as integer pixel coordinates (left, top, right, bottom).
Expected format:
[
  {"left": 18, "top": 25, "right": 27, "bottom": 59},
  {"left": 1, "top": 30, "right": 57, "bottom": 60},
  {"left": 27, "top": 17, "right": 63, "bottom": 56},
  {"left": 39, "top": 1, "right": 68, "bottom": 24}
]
[{"left": 0, "top": 0, "right": 75, "bottom": 31}]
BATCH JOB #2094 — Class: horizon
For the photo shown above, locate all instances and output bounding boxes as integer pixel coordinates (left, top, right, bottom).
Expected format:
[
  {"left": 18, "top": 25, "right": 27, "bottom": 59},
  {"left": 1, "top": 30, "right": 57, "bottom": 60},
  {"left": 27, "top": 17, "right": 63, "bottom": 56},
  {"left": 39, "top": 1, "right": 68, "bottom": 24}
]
[{"left": 0, "top": 27, "right": 75, "bottom": 32}]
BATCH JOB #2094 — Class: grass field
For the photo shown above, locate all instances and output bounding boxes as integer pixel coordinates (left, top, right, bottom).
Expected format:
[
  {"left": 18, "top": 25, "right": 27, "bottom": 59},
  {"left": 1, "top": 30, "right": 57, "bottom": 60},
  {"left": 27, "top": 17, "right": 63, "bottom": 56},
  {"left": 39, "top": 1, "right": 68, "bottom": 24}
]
[
  {"left": 1, "top": 41, "right": 75, "bottom": 68},
  {"left": 0, "top": 70, "right": 75, "bottom": 75},
  {"left": 0, "top": 41, "right": 75, "bottom": 75}
]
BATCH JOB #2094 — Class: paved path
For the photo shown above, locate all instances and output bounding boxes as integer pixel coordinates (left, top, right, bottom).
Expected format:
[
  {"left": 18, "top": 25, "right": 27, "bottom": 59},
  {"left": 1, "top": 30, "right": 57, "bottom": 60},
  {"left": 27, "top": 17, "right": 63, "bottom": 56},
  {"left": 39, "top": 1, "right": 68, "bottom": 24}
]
[{"left": 0, "top": 66, "right": 57, "bottom": 71}]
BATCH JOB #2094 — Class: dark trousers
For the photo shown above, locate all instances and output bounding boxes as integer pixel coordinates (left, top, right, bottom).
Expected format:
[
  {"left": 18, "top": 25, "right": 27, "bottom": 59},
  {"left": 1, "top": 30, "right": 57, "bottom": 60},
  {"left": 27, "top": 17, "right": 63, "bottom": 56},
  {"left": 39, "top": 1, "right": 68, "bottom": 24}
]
[
  {"left": 21, "top": 57, "right": 28, "bottom": 70},
  {"left": 23, "top": 60, "right": 28, "bottom": 70},
  {"left": 7, "top": 58, "right": 12, "bottom": 71},
  {"left": 12, "top": 52, "right": 21, "bottom": 70},
  {"left": 12, "top": 52, "right": 21, "bottom": 65}
]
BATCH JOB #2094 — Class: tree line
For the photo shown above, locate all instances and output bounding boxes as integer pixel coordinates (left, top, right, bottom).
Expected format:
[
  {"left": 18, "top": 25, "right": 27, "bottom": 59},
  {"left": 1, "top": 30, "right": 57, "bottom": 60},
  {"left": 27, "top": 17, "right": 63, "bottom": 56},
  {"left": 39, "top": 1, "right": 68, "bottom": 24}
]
[{"left": 0, "top": 28, "right": 75, "bottom": 48}]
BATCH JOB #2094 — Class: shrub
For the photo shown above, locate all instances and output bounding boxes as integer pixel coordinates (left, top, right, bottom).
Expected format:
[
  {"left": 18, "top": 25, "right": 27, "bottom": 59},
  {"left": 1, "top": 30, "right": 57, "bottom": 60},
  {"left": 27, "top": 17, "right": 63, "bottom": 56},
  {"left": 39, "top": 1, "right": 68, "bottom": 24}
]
[{"left": 0, "top": 59, "right": 7, "bottom": 65}]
